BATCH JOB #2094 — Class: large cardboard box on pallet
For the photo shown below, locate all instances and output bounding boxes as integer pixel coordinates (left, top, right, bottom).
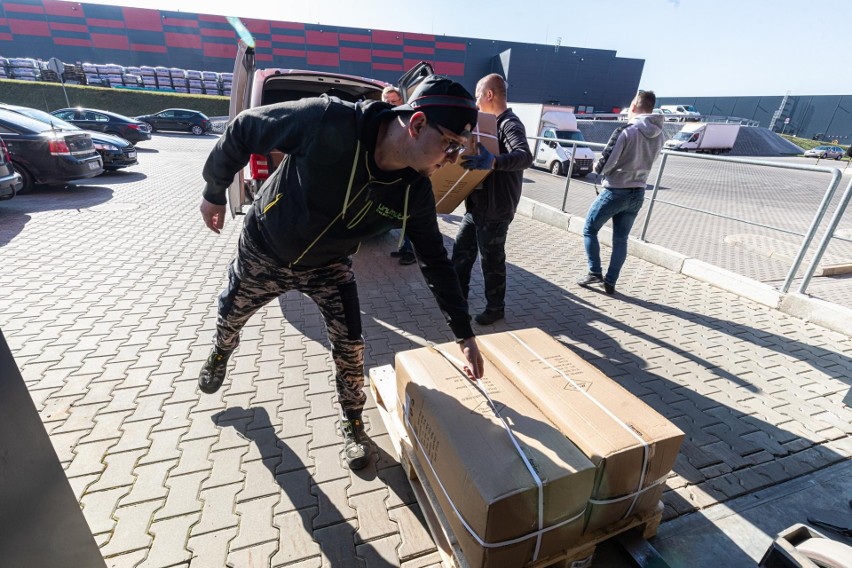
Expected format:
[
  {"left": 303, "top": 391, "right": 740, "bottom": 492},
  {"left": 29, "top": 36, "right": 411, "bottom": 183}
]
[
  {"left": 429, "top": 112, "right": 499, "bottom": 214},
  {"left": 396, "top": 344, "right": 596, "bottom": 568},
  {"left": 476, "top": 328, "right": 685, "bottom": 534}
]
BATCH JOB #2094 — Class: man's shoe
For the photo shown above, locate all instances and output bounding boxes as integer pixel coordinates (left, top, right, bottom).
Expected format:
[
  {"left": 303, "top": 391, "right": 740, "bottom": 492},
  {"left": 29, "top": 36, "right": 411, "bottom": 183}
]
[
  {"left": 577, "top": 272, "right": 604, "bottom": 288},
  {"left": 389, "top": 250, "right": 402, "bottom": 258},
  {"left": 340, "top": 411, "right": 369, "bottom": 470},
  {"left": 398, "top": 252, "right": 417, "bottom": 265},
  {"left": 474, "top": 309, "right": 504, "bottom": 325},
  {"left": 604, "top": 282, "right": 616, "bottom": 295},
  {"left": 198, "top": 347, "right": 233, "bottom": 394}
]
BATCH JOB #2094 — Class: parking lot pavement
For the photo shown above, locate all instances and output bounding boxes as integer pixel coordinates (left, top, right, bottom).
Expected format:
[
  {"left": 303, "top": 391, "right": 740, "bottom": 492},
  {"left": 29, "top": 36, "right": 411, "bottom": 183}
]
[{"left": 1, "top": 135, "right": 850, "bottom": 566}]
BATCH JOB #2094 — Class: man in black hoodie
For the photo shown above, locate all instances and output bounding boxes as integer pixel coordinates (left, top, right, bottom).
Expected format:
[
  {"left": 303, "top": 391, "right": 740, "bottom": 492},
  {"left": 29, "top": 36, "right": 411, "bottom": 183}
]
[{"left": 199, "top": 76, "right": 484, "bottom": 470}]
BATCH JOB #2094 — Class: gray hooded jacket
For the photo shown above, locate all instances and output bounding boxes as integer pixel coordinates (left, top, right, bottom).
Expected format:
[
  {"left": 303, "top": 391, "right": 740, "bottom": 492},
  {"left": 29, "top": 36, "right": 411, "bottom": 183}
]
[{"left": 594, "top": 113, "right": 665, "bottom": 189}]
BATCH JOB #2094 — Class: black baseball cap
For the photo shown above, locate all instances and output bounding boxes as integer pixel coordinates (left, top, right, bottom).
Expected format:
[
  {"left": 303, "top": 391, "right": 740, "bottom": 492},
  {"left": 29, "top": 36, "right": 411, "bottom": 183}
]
[{"left": 393, "top": 75, "right": 478, "bottom": 137}]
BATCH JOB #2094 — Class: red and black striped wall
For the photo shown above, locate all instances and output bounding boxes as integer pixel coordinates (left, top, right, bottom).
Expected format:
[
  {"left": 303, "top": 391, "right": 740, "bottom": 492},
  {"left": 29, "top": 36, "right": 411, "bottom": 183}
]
[{"left": 0, "top": 0, "right": 644, "bottom": 111}]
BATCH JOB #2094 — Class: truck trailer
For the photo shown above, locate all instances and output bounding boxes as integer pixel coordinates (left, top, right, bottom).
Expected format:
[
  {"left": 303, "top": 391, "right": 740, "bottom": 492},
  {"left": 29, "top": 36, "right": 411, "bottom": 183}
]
[
  {"left": 663, "top": 123, "right": 740, "bottom": 154},
  {"left": 511, "top": 103, "right": 596, "bottom": 177}
]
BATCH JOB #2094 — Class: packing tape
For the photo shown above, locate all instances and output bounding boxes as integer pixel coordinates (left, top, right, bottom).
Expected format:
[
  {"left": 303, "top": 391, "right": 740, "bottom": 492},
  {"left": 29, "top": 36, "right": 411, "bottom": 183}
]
[
  {"left": 505, "top": 331, "right": 650, "bottom": 519},
  {"left": 403, "top": 387, "right": 586, "bottom": 554},
  {"left": 586, "top": 474, "right": 668, "bottom": 505},
  {"left": 433, "top": 347, "right": 545, "bottom": 561}
]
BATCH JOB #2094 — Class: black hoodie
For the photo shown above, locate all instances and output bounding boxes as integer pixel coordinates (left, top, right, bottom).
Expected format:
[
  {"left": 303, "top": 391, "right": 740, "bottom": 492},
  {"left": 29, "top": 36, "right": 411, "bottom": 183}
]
[{"left": 202, "top": 95, "right": 473, "bottom": 340}]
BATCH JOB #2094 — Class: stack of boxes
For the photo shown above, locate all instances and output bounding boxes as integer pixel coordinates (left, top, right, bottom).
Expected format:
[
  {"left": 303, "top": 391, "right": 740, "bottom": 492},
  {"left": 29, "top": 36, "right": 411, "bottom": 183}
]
[{"left": 394, "top": 328, "right": 684, "bottom": 567}]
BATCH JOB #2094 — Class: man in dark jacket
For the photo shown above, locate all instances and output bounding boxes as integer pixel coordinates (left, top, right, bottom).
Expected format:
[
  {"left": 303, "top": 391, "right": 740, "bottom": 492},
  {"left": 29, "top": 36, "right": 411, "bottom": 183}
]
[
  {"left": 452, "top": 74, "right": 533, "bottom": 325},
  {"left": 199, "top": 75, "right": 485, "bottom": 470}
]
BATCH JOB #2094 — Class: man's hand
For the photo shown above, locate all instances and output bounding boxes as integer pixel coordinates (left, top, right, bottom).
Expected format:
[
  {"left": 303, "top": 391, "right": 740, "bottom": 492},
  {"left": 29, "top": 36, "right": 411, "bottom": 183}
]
[
  {"left": 461, "top": 142, "right": 495, "bottom": 171},
  {"left": 458, "top": 337, "right": 485, "bottom": 380},
  {"left": 200, "top": 198, "right": 227, "bottom": 234}
]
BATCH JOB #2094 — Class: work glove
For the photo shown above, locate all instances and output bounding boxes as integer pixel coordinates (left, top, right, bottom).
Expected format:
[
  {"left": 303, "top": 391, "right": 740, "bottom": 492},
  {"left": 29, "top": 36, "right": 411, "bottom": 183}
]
[{"left": 460, "top": 143, "right": 495, "bottom": 171}]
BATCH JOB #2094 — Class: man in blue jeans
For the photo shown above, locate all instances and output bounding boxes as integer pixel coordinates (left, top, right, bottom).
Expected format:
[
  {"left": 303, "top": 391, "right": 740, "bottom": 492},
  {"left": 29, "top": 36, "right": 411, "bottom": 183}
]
[{"left": 577, "top": 90, "right": 664, "bottom": 295}]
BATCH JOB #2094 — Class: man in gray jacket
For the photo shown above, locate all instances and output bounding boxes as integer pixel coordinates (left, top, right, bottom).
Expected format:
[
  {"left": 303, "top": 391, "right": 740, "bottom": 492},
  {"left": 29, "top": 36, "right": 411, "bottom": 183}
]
[{"left": 577, "top": 90, "right": 664, "bottom": 295}]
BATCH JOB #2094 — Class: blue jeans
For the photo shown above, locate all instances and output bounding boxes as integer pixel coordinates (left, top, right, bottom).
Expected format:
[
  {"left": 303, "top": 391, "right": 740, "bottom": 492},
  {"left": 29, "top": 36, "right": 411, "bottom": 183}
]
[{"left": 583, "top": 188, "right": 645, "bottom": 286}]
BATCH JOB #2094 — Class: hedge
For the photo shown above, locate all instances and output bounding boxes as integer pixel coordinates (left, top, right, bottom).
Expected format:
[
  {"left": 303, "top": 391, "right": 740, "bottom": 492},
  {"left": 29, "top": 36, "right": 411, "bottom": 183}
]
[{"left": 0, "top": 78, "right": 230, "bottom": 117}]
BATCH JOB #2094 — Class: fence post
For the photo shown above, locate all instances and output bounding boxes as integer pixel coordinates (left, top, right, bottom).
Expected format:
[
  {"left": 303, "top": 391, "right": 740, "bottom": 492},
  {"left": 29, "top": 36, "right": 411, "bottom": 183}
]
[
  {"left": 560, "top": 142, "right": 577, "bottom": 212},
  {"left": 639, "top": 153, "right": 668, "bottom": 241},
  {"left": 797, "top": 177, "right": 852, "bottom": 295}
]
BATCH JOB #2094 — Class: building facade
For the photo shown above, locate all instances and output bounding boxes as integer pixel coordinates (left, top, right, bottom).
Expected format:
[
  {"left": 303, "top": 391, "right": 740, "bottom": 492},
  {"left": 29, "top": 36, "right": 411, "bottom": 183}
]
[{"left": 0, "top": 0, "right": 643, "bottom": 114}]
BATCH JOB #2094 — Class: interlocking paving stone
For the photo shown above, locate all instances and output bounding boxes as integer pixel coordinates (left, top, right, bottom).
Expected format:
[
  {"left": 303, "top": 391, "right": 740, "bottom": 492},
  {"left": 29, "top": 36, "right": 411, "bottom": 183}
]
[
  {"left": 388, "top": 503, "right": 438, "bottom": 562},
  {"left": 311, "top": 477, "right": 356, "bottom": 528},
  {"left": 351, "top": 489, "right": 398, "bottom": 543},
  {"left": 271, "top": 469, "right": 316, "bottom": 514},
  {"left": 139, "top": 513, "right": 199, "bottom": 568},
  {"left": 81, "top": 486, "right": 131, "bottom": 536},
  {"left": 271, "top": 510, "right": 322, "bottom": 566},
  {"left": 120, "top": 459, "right": 176, "bottom": 507},
  {"left": 105, "top": 550, "right": 149, "bottom": 568},
  {"left": 230, "top": 495, "right": 281, "bottom": 551},
  {"left": 314, "top": 520, "right": 361, "bottom": 568},
  {"left": 356, "top": 534, "right": 402, "bottom": 567},
  {"left": 138, "top": 428, "right": 184, "bottom": 466},
  {"left": 227, "top": 541, "right": 279, "bottom": 568},
  {"left": 155, "top": 471, "right": 207, "bottom": 521},
  {"left": 100, "top": 499, "right": 164, "bottom": 558},
  {"left": 186, "top": 527, "right": 238, "bottom": 568},
  {"left": 89, "top": 448, "right": 146, "bottom": 493},
  {"left": 65, "top": 439, "right": 116, "bottom": 479},
  {"left": 192, "top": 484, "right": 241, "bottom": 536},
  {"left": 202, "top": 447, "right": 248, "bottom": 489}
]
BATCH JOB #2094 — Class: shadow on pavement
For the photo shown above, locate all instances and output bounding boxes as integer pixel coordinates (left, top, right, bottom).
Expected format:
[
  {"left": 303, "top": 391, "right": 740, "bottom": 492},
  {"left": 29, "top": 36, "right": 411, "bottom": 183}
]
[
  {"left": 212, "top": 406, "right": 405, "bottom": 567},
  {"left": 0, "top": 184, "right": 113, "bottom": 247},
  {"left": 93, "top": 171, "right": 148, "bottom": 185}
]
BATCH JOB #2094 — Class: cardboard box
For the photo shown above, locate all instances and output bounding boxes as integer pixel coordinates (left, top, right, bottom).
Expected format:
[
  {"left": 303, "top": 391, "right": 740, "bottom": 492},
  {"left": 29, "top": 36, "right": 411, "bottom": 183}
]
[
  {"left": 396, "top": 343, "right": 596, "bottom": 568},
  {"left": 476, "top": 328, "right": 685, "bottom": 534},
  {"left": 429, "top": 112, "right": 499, "bottom": 214}
]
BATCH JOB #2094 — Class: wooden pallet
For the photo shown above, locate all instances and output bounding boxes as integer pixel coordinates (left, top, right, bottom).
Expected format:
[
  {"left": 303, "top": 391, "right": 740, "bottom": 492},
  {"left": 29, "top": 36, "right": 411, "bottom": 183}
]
[{"left": 368, "top": 365, "right": 665, "bottom": 568}]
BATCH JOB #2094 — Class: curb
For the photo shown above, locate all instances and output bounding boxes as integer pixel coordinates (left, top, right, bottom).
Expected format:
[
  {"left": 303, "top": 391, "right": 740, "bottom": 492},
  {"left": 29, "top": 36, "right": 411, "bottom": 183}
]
[{"left": 517, "top": 197, "right": 852, "bottom": 338}]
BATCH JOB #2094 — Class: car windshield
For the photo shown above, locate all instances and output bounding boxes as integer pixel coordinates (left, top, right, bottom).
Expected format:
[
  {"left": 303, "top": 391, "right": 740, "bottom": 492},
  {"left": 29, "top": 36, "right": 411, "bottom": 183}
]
[
  {"left": 555, "top": 130, "right": 585, "bottom": 143},
  {"left": 10, "top": 107, "right": 78, "bottom": 131},
  {"left": 682, "top": 105, "right": 697, "bottom": 113},
  {"left": 673, "top": 132, "right": 693, "bottom": 141}
]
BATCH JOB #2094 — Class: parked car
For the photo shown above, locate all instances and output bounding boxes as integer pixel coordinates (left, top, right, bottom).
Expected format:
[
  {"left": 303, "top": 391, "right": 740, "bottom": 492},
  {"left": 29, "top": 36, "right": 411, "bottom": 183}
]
[
  {"left": 660, "top": 104, "right": 701, "bottom": 122},
  {"left": 50, "top": 107, "right": 152, "bottom": 144},
  {"left": 3, "top": 105, "right": 137, "bottom": 171},
  {"left": 803, "top": 145, "right": 844, "bottom": 160},
  {"left": 0, "top": 108, "right": 102, "bottom": 193},
  {"left": 0, "top": 135, "right": 23, "bottom": 200},
  {"left": 134, "top": 108, "right": 211, "bottom": 135}
]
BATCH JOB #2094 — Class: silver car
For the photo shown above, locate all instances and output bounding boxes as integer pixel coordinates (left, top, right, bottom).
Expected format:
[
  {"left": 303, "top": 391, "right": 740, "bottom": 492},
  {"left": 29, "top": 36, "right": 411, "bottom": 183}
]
[{"left": 803, "top": 145, "right": 844, "bottom": 160}]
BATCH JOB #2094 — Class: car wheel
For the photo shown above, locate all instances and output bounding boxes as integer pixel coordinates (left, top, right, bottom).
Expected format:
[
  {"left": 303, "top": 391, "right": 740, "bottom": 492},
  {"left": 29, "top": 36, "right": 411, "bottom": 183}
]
[
  {"left": 12, "top": 163, "right": 34, "bottom": 194},
  {"left": 550, "top": 161, "right": 563, "bottom": 176},
  {"left": 142, "top": 122, "right": 154, "bottom": 132},
  {"left": 191, "top": 125, "right": 204, "bottom": 136}
]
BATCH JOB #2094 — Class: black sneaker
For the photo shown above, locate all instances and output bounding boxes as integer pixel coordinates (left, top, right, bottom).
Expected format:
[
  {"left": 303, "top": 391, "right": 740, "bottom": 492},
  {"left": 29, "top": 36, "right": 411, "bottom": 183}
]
[
  {"left": 398, "top": 252, "right": 417, "bottom": 265},
  {"left": 474, "top": 309, "right": 504, "bottom": 325},
  {"left": 577, "top": 272, "right": 604, "bottom": 288},
  {"left": 604, "top": 282, "right": 616, "bottom": 295},
  {"left": 340, "top": 411, "right": 369, "bottom": 470},
  {"left": 198, "top": 347, "right": 233, "bottom": 394}
]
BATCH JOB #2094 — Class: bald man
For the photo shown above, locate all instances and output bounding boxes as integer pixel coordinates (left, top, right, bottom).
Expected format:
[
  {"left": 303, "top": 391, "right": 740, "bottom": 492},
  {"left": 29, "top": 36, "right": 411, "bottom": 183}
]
[{"left": 452, "top": 73, "right": 532, "bottom": 325}]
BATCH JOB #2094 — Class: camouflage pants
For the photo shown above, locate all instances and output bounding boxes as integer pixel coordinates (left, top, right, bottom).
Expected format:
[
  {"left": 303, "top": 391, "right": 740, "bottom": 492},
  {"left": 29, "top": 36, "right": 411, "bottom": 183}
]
[
  {"left": 215, "top": 231, "right": 366, "bottom": 413},
  {"left": 451, "top": 212, "right": 511, "bottom": 312}
]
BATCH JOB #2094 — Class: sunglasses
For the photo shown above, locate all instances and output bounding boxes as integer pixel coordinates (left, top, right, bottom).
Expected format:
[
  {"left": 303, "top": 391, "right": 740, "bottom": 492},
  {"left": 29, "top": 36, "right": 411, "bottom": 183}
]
[{"left": 429, "top": 123, "right": 466, "bottom": 156}]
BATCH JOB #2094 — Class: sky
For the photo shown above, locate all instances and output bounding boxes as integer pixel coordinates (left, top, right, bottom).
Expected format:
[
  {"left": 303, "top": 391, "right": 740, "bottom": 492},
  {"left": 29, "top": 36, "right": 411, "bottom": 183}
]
[{"left": 79, "top": 0, "right": 850, "bottom": 97}]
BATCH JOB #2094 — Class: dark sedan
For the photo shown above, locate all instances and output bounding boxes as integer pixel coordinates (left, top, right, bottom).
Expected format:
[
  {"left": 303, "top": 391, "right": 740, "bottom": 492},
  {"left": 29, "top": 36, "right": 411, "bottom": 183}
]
[
  {"left": 51, "top": 107, "right": 152, "bottom": 144},
  {"left": 0, "top": 135, "right": 23, "bottom": 200},
  {"left": 5, "top": 105, "right": 137, "bottom": 172},
  {"left": 134, "top": 108, "right": 211, "bottom": 135},
  {"left": 0, "top": 108, "right": 102, "bottom": 193}
]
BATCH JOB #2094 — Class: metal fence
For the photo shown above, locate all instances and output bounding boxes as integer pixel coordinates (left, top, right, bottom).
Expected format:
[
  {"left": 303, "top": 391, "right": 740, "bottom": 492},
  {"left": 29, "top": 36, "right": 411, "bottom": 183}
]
[{"left": 526, "top": 136, "right": 850, "bottom": 298}]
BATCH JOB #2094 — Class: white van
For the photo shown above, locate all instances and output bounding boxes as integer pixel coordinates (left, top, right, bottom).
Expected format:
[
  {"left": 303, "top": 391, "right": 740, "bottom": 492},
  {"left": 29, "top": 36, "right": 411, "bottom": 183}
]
[
  {"left": 659, "top": 104, "right": 701, "bottom": 122},
  {"left": 512, "top": 103, "right": 595, "bottom": 176}
]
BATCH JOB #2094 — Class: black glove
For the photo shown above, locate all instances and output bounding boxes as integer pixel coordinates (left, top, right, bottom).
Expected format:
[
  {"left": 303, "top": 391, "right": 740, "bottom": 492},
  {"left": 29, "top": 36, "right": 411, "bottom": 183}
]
[{"left": 460, "top": 143, "right": 495, "bottom": 171}]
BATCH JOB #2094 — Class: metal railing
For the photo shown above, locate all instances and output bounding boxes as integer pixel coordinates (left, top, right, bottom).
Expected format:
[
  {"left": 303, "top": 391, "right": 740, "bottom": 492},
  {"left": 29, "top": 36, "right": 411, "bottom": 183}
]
[
  {"left": 577, "top": 114, "right": 760, "bottom": 126},
  {"left": 638, "top": 151, "right": 844, "bottom": 295},
  {"left": 531, "top": 138, "right": 848, "bottom": 296}
]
